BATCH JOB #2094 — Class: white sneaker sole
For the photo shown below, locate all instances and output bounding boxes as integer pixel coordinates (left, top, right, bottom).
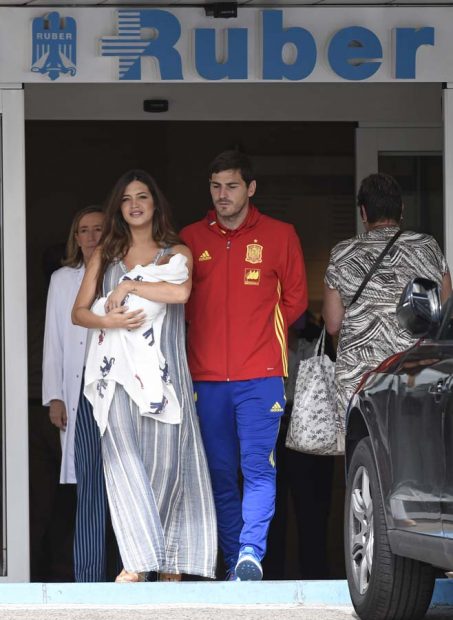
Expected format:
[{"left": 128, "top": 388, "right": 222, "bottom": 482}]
[{"left": 235, "top": 556, "right": 263, "bottom": 581}]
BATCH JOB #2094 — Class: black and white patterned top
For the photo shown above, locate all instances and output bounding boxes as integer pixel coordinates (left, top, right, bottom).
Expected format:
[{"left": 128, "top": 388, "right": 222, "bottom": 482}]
[{"left": 325, "top": 226, "right": 449, "bottom": 427}]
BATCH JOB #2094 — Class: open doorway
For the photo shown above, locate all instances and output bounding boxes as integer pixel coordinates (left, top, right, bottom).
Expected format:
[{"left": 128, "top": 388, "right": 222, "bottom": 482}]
[{"left": 25, "top": 120, "right": 356, "bottom": 581}]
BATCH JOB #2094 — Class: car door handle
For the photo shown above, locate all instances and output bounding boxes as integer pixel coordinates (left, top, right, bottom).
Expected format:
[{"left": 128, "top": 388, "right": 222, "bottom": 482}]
[{"left": 429, "top": 379, "right": 449, "bottom": 403}]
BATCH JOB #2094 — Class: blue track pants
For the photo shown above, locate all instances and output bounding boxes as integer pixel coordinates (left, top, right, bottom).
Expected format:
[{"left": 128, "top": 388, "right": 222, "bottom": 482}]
[
  {"left": 74, "top": 387, "right": 108, "bottom": 582},
  {"left": 194, "top": 378, "right": 285, "bottom": 571}
]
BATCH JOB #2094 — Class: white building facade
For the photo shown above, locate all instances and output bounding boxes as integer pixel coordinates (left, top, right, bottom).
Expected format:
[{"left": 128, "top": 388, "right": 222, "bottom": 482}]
[{"left": 0, "top": 1, "right": 451, "bottom": 581}]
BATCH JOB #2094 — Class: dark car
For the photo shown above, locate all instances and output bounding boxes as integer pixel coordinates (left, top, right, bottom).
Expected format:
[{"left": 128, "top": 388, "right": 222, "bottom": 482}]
[{"left": 344, "top": 278, "right": 453, "bottom": 620}]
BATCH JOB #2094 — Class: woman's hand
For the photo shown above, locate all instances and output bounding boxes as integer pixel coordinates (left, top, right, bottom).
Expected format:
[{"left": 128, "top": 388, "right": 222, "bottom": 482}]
[
  {"left": 103, "top": 306, "right": 146, "bottom": 330},
  {"left": 49, "top": 399, "right": 67, "bottom": 431},
  {"left": 105, "top": 281, "right": 131, "bottom": 313}
]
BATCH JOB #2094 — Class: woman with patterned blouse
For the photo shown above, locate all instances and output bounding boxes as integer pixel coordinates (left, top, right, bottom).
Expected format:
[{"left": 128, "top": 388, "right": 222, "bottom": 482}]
[{"left": 323, "top": 173, "right": 452, "bottom": 446}]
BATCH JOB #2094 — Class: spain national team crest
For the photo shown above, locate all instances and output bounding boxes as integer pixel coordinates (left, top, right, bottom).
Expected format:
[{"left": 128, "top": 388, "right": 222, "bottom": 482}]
[
  {"left": 245, "top": 243, "right": 263, "bottom": 264},
  {"left": 31, "top": 12, "right": 77, "bottom": 81}
]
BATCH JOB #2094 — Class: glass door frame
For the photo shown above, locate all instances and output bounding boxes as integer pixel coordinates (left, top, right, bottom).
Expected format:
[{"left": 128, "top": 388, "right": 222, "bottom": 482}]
[
  {"left": 355, "top": 124, "right": 448, "bottom": 262},
  {"left": 0, "top": 87, "right": 29, "bottom": 582}
]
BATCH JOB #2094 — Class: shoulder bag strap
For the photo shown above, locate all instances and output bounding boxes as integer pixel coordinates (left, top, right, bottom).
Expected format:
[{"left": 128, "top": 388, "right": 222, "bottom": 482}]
[
  {"left": 314, "top": 326, "right": 326, "bottom": 357},
  {"left": 349, "top": 229, "right": 402, "bottom": 308}
]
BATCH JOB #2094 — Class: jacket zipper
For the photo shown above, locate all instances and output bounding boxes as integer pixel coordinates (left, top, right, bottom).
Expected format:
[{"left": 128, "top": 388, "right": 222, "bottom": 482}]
[{"left": 226, "top": 237, "right": 231, "bottom": 381}]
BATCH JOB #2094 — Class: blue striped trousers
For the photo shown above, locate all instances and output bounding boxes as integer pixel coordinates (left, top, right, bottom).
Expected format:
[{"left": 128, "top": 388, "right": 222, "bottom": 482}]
[{"left": 73, "top": 388, "right": 108, "bottom": 582}]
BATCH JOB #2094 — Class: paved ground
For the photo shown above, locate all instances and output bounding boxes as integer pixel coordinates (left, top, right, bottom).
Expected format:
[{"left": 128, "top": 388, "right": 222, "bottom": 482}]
[
  {"left": 0, "top": 579, "right": 451, "bottom": 620},
  {"left": 0, "top": 606, "right": 451, "bottom": 620},
  {"left": 0, "top": 606, "right": 355, "bottom": 620}
]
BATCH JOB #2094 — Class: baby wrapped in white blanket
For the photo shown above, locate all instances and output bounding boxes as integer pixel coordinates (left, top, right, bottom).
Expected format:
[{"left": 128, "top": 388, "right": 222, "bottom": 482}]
[{"left": 84, "top": 253, "right": 188, "bottom": 435}]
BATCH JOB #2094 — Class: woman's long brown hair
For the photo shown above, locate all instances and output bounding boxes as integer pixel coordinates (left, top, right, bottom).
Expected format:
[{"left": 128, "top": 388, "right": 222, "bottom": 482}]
[{"left": 95, "top": 170, "right": 181, "bottom": 297}]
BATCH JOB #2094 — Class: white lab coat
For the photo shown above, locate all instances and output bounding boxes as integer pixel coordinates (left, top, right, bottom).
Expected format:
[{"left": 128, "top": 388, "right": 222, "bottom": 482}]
[{"left": 42, "top": 265, "right": 87, "bottom": 483}]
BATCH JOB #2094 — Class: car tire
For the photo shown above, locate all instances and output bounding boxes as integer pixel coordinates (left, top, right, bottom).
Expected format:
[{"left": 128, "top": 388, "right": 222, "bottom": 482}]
[{"left": 345, "top": 437, "right": 436, "bottom": 620}]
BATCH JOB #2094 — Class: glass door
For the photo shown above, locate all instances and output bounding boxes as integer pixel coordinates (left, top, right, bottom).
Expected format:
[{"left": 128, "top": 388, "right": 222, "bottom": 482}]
[
  {"left": 0, "top": 88, "right": 29, "bottom": 581},
  {"left": 355, "top": 126, "right": 444, "bottom": 249},
  {"left": 378, "top": 153, "right": 443, "bottom": 249}
]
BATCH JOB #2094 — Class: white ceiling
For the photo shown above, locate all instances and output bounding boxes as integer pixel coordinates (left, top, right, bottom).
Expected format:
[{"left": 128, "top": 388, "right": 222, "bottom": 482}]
[{"left": 0, "top": 0, "right": 452, "bottom": 6}]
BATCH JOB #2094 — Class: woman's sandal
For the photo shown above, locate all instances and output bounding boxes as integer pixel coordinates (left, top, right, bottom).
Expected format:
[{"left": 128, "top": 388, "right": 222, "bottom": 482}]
[
  {"left": 158, "top": 572, "right": 182, "bottom": 582},
  {"left": 115, "top": 569, "right": 146, "bottom": 583}
]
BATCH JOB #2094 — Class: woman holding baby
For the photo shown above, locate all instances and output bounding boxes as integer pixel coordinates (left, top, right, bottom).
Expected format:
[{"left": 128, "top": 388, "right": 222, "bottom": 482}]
[{"left": 72, "top": 170, "right": 217, "bottom": 583}]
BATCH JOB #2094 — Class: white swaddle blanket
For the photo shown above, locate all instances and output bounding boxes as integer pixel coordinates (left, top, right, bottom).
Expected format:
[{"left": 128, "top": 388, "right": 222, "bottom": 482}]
[{"left": 84, "top": 253, "right": 188, "bottom": 435}]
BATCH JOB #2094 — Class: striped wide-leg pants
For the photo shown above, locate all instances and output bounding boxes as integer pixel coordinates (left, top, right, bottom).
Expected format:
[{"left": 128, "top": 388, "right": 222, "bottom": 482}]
[
  {"left": 102, "top": 385, "right": 182, "bottom": 574},
  {"left": 74, "top": 389, "right": 108, "bottom": 582}
]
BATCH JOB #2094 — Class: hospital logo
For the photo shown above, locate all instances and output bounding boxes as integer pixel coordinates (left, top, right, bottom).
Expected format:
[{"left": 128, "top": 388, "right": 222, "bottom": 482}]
[
  {"left": 199, "top": 250, "right": 212, "bottom": 262},
  {"left": 244, "top": 268, "right": 261, "bottom": 286},
  {"left": 245, "top": 243, "right": 263, "bottom": 264},
  {"left": 31, "top": 12, "right": 77, "bottom": 81},
  {"left": 100, "top": 9, "right": 182, "bottom": 81}
]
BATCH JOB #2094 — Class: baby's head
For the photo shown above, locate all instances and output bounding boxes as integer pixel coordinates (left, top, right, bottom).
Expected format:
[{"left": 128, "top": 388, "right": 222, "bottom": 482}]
[{"left": 157, "top": 253, "right": 175, "bottom": 266}]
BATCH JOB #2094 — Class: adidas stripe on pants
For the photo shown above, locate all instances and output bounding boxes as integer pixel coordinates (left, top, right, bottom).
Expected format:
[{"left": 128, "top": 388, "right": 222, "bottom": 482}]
[{"left": 193, "top": 377, "right": 285, "bottom": 571}]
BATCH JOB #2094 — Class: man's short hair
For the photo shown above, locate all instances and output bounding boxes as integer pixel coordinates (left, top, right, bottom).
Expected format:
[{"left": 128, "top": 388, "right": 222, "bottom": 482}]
[
  {"left": 208, "top": 150, "right": 255, "bottom": 187},
  {"left": 357, "top": 173, "right": 403, "bottom": 224}
]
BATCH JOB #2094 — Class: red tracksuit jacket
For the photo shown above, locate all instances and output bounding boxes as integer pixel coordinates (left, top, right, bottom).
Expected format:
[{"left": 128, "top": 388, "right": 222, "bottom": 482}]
[{"left": 180, "top": 205, "right": 308, "bottom": 382}]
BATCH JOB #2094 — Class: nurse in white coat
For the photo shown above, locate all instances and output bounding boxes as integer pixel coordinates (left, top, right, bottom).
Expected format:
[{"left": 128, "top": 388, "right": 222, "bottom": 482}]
[{"left": 42, "top": 206, "right": 105, "bottom": 581}]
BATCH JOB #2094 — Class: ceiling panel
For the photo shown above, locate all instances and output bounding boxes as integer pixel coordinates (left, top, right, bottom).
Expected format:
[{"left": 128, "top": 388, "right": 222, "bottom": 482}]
[
  {"left": 21, "top": 0, "right": 99, "bottom": 4},
  {"left": 1, "top": 0, "right": 452, "bottom": 6}
]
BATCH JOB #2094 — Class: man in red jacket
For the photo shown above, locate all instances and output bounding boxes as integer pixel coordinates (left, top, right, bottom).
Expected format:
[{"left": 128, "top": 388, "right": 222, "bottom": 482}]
[{"left": 180, "top": 150, "right": 307, "bottom": 581}]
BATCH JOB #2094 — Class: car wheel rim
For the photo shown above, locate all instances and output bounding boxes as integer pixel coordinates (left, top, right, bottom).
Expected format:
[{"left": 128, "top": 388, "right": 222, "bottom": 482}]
[{"left": 349, "top": 465, "right": 374, "bottom": 595}]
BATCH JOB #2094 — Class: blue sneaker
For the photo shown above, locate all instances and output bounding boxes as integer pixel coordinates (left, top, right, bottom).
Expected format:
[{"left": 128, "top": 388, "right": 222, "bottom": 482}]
[{"left": 235, "top": 546, "right": 263, "bottom": 581}]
